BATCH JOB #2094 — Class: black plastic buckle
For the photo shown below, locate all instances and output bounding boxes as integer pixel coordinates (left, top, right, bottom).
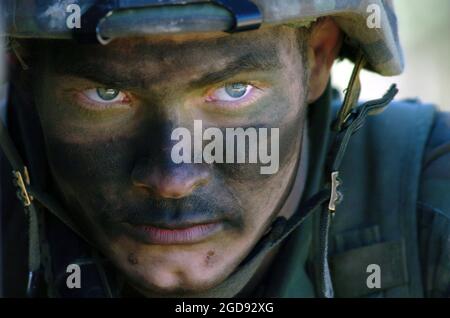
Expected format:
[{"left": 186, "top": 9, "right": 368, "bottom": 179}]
[
  {"left": 214, "top": 0, "right": 262, "bottom": 32},
  {"left": 73, "top": 0, "right": 262, "bottom": 44}
]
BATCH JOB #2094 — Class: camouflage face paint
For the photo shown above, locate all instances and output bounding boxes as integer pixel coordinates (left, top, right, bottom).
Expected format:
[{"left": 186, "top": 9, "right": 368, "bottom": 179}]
[{"left": 32, "top": 26, "right": 311, "bottom": 296}]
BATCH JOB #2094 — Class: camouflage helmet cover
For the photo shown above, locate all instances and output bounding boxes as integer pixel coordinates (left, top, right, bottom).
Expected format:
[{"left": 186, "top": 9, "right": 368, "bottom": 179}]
[{"left": 1, "top": 0, "right": 403, "bottom": 76}]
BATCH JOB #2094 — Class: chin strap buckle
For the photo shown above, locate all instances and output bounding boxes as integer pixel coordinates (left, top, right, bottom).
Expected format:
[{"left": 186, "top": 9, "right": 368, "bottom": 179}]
[
  {"left": 328, "top": 171, "right": 342, "bottom": 213},
  {"left": 12, "top": 167, "right": 33, "bottom": 207}
]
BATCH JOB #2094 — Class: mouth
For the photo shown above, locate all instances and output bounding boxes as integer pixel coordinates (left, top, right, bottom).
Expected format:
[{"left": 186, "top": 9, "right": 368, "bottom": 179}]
[{"left": 122, "top": 221, "right": 223, "bottom": 245}]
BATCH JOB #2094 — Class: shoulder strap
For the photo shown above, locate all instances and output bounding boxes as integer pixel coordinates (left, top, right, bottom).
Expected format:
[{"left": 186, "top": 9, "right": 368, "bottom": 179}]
[
  {"left": 421, "top": 111, "right": 450, "bottom": 216},
  {"left": 418, "top": 111, "right": 450, "bottom": 297}
]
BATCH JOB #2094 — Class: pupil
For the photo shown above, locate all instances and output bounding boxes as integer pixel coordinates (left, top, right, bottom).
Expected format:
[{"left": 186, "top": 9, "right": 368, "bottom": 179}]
[
  {"left": 225, "top": 83, "right": 247, "bottom": 98},
  {"left": 97, "top": 88, "right": 119, "bottom": 101}
]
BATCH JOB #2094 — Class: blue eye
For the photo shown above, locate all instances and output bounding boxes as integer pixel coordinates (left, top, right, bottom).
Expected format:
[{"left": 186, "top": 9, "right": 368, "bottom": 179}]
[
  {"left": 211, "top": 83, "right": 253, "bottom": 102},
  {"left": 82, "top": 88, "right": 127, "bottom": 104},
  {"left": 96, "top": 88, "right": 120, "bottom": 101},
  {"left": 224, "top": 83, "right": 248, "bottom": 98}
]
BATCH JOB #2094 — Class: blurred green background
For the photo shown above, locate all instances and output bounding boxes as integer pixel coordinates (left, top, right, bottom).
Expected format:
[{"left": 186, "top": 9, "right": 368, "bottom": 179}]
[{"left": 332, "top": 0, "right": 450, "bottom": 110}]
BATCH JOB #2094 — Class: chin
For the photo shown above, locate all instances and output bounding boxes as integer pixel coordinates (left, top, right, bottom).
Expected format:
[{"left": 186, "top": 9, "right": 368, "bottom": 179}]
[
  {"left": 126, "top": 269, "right": 225, "bottom": 297},
  {"left": 105, "top": 235, "right": 242, "bottom": 297},
  {"left": 117, "top": 255, "right": 233, "bottom": 297}
]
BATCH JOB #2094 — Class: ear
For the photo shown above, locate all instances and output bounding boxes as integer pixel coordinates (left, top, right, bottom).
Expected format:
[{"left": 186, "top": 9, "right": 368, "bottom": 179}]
[{"left": 306, "top": 18, "right": 343, "bottom": 103}]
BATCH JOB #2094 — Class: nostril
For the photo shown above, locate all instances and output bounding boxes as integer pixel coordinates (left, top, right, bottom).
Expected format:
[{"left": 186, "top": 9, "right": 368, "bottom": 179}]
[
  {"left": 158, "top": 180, "right": 194, "bottom": 199},
  {"left": 156, "top": 173, "right": 210, "bottom": 199},
  {"left": 132, "top": 164, "right": 210, "bottom": 199}
]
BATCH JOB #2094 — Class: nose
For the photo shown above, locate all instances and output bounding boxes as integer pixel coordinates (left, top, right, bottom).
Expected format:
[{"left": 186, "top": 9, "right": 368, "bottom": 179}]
[{"left": 132, "top": 161, "right": 210, "bottom": 199}]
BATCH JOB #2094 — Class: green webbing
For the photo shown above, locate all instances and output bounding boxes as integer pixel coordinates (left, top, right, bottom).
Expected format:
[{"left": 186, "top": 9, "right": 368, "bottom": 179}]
[
  {"left": 0, "top": 114, "right": 109, "bottom": 296},
  {"left": 0, "top": 116, "right": 41, "bottom": 297},
  {"left": 334, "top": 52, "right": 365, "bottom": 132}
]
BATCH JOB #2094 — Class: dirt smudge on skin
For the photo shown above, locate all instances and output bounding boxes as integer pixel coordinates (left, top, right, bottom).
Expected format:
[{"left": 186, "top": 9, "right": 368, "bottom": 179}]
[
  {"left": 128, "top": 253, "right": 139, "bottom": 265},
  {"left": 205, "top": 250, "right": 215, "bottom": 266}
]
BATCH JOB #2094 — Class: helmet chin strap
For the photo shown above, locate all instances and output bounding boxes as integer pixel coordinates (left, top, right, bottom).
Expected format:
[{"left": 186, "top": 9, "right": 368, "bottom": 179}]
[{"left": 0, "top": 49, "right": 399, "bottom": 298}]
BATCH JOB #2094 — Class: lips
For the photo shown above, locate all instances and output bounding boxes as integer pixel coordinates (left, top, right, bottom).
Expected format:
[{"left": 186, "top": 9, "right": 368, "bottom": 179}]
[{"left": 123, "top": 222, "right": 223, "bottom": 245}]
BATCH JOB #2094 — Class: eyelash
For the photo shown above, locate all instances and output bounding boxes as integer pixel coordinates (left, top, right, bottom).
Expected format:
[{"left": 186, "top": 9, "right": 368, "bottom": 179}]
[
  {"left": 204, "top": 82, "right": 266, "bottom": 111},
  {"left": 73, "top": 81, "right": 266, "bottom": 113},
  {"left": 75, "top": 90, "right": 132, "bottom": 111}
]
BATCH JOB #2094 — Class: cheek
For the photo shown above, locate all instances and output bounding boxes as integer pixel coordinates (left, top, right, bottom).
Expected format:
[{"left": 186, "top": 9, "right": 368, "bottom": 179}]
[
  {"left": 209, "top": 74, "right": 306, "bottom": 180},
  {"left": 29, "top": 128, "right": 136, "bottom": 252},
  {"left": 40, "top": 129, "right": 139, "bottom": 228},
  {"left": 215, "top": 88, "right": 305, "bottom": 237},
  {"left": 44, "top": 136, "right": 134, "bottom": 187},
  {"left": 229, "top": 147, "right": 300, "bottom": 225},
  {"left": 219, "top": 121, "right": 303, "bottom": 235}
]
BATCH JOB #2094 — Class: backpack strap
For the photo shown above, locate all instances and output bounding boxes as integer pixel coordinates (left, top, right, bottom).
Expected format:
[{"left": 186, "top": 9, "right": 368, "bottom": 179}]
[{"left": 417, "top": 111, "right": 450, "bottom": 297}]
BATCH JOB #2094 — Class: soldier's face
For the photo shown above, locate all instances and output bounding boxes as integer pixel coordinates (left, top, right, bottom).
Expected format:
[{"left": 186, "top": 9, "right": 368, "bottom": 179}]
[{"left": 33, "top": 26, "right": 311, "bottom": 295}]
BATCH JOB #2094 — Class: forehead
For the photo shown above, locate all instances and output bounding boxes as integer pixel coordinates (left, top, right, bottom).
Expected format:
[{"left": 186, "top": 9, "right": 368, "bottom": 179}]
[
  {"left": 56, "top": 26, "right": 295, "bottom": 61},
  {"left": 41, "top": 26, "right": 302, "bottom": 86}
]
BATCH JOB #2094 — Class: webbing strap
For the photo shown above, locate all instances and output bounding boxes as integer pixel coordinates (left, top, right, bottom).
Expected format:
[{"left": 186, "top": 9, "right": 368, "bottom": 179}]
[
  {"left": 331, "top": 84, "right": 399, "bottom": 172},
  {"left": 316, "top": 84, "right": 399, "bottom": 298},
  {"left": 334, "top": 52, "right": 366, "bottom": 132},
  {"left": 313, "top": 48, "right": 398, "bottom": 297},
  {"left": 0, "top": 116, "right": 42, "bottom": 297},
  {"left": 0, "top": 112, "right": 25, "bottom": 171},
  {"left": 0, "top": 115, "right": 110, "bottom": 296}
]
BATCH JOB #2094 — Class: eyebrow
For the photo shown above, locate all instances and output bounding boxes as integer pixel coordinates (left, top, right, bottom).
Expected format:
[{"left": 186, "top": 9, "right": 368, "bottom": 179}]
[
  {"left": 189, "top": 53, "right": 280, "bottom": 88},
  {"left": 54, "top": 51, "right": 280, "bottom": 89}
]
